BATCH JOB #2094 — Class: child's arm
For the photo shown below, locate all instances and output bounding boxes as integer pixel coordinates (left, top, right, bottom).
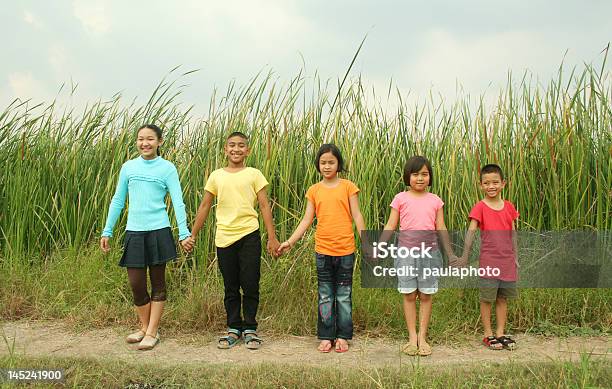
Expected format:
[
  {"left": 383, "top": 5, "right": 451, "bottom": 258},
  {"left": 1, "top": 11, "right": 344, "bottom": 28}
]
[
  {"left": 435, "top": 207, "right": 456, "bottom": 260},
  {"left": 257, "top": 187, "right": 281, "bottom": 257},
  {"left": 187, "top": 190, "right": 215, "bottom": 251},
  {"left": 379, "top": 208, "right": 399, "bottom": 243},
  {"left": 166, "top": 165, "right": 191, "bottom": 242},
  {"left": 457, "top": 218, "right": 479, "bottom": 267},
  {"left": 512, "top": 220, "right": 519, "bottom": 268},
  {"left": 100, "top": 166, "right": 128, "bottom": 253},
  {"left": 349, "top": 194, "right": 366, "bottom": 234},
  {"left": 277, "top": 200, "right": 315, "bottom": 255}
]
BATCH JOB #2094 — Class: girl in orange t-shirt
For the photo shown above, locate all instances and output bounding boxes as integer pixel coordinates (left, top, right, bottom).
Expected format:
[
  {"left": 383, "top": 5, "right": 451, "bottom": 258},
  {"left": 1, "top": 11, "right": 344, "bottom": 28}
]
[{"left": 277, "top": 144, "right": 366, "bottom": 353}]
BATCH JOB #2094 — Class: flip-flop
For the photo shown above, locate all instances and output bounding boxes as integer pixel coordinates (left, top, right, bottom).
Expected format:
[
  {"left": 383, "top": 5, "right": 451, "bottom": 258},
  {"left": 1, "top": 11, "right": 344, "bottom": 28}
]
[
  {"left": 418, "top": 343, "right": 432, "bottom": 356},
  {"left": 402, "top": 342, "right": 418, "bottom": 356},
  {"left": 318, "top": 340, "right": 334, "bottom": 353},
  {"left": 335, "top": 339, "right": 349, "bottom": 353}
]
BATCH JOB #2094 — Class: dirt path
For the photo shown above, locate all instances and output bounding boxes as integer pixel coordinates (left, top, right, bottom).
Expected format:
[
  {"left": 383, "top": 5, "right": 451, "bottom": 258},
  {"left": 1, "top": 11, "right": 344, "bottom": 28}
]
[{"left": 1, "top": 321, "right": 609, "bottom": 368}]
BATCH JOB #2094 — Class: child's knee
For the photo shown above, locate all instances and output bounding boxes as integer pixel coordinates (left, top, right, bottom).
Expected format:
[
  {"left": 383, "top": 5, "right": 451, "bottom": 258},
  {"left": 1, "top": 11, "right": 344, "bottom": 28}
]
[
  {"left": 418, "top": 292, "right": 432, "bottom": 302},
  {"left": 150, "top": 288, "right": 167, "bottom": 302},
  {"left": 403, "top": 292, "right": 417, "bottom": 302}
]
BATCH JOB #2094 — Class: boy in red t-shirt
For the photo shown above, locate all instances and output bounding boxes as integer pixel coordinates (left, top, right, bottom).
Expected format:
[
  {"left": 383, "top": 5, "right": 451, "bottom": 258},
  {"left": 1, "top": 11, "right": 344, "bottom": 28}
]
[{"left": 456, "top": 164, "right": 519, "bottom": 351}]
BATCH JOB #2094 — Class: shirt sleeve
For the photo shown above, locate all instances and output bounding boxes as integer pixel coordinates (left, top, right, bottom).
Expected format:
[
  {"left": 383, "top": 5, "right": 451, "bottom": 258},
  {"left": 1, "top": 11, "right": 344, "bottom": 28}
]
[
  {"left": 390, "top": 193, "right": 401, "bottom": 210},
  {"left": 306, "top": 184, "right": 316, "bottom": 203},
  {"left": 435, "top": 194, "right": 444, "bottom": 210},
  {"left": 253, "top": 169, "right": 269, "bottom": 193},
  {"left": 468, "top": 202, "right": 483, "bottom": 224},
  {"left": 102, "top": 164, "right": 129, "bottom": 237},
  {"left": 204, "top": 171, "right": 217, "bottom": 195},
  {"left": 166, "top": 164, "right": 191, "bottom": 240},
  {"left": 346, "top": 180, "right": 360, "bottom": 197},
  {"left": 507, "top": 201, "right": 519, "bottom": 220}
]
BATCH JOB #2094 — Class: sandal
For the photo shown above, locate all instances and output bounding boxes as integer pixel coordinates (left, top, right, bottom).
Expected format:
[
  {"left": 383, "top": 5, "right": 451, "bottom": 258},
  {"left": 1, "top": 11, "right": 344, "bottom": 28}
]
[
  {"left": 243, "top": 330, "right": 263, "bottom": 350},
  {"left": 317, "top": 340, "right": 334, "bottom": 353},
  {"left": 496, "top": 335, "right": 517, "bottom": 350},
  {"left": 483, "top": 336, "right": 503, "bottom": 350},
  {"left": 401, "top": 342, "right": 418, "bottom": 356},
  {"left": 418, "top": 343, "right": 432, "bottom": 356},
  {"left": 126, "top": 329, "right": 146, "bottom": 344},
  {"left": 335, "top": 339, "right": 349, "bottom": 353},
  {"left": 218, "top": 329, "right": 242, "bottom": 349},
  {"left": 138, "top": 333, "right": 160, "bottom": 350}
]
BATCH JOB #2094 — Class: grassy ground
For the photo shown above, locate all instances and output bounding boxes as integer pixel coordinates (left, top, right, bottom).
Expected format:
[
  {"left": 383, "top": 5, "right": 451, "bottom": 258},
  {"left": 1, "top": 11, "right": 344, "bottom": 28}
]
[{"left": 1, "top": 354, "right": 610, "bottom": 388}]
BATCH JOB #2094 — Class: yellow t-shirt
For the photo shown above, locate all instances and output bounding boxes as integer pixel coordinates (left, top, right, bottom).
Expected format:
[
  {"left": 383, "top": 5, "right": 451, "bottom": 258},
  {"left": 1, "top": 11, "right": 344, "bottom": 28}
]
[
  {"left": 204, "top": 167, "right": 269, "bottom": 247},
  {"left": 306, "top": 179, "right": 360, "bottom": 256}
]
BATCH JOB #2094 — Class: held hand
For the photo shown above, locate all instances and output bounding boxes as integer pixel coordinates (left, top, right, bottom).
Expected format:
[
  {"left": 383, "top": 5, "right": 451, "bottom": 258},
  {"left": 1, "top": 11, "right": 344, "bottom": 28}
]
[
  {"left": 181, "top": 237, "right": 195, "bottom": 253},
  {"left": 276, "top": 241, "right": 291, "bottom": 256},
  {"left": 100, "top": 237, "right": 110, "bottom": 253},
  {"left": 267, "top": 237, "right": 281, "bottom": 258},
  {"left": 453, "top": 255, "right": 468, "bottom": 268}
]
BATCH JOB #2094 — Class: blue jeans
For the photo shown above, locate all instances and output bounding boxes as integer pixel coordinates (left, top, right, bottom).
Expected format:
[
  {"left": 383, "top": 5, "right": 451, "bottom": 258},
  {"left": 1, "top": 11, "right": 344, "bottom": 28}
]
[{"left": 316, "top": 252, "right": 354, "bottom": 340}]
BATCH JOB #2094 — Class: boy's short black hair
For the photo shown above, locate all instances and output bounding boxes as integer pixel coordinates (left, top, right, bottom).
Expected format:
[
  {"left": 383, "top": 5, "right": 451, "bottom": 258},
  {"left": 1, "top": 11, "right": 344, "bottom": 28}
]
[
  {"left": 315, "top": 143, "right": 345, "bottom": 173},
  {"left": 403, "top": 156, "right": 433, "bottom": 187},
  {"left": 480, "top": 164, "right": 505, "bottom": 181},
  {"left": 227, "top": 131, "right": 249, "bottom": 143}
]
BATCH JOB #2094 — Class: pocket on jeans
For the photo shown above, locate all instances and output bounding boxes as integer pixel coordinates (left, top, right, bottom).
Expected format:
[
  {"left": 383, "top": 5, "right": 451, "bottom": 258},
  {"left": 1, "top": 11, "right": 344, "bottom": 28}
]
[
  {"left": 340, "top": 254, "right": 355, "bottom": 270},
  {"left": 315, "top": 253, "right": 326, "bottom": 270}
]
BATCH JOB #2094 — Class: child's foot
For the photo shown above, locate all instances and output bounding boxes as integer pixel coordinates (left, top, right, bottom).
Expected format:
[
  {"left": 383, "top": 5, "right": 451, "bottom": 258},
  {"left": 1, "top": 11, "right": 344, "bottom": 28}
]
[
  {"left": 137, "top": 333, "right": 160, "bottom": 350},
  {"left": 317, "top": 340, "right": 333, "bottom": 353},
  {"left": 483, "top": 335, "right": 503, "bottom": 350},
  {"left": 418, "top": 340, "right": 432, "bottom": 356},
  {"left": 335, "top": 338, "right": 349, "bottom": 353},
  {"left": 401, "top": 341, "right": 419, "bottom": 356}
]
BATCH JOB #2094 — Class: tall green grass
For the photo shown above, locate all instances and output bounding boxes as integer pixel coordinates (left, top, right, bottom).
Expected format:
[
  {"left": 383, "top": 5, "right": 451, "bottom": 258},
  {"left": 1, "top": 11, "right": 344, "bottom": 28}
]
[{"left": 0, "top": 60, "right": 610, "bottom": 335}]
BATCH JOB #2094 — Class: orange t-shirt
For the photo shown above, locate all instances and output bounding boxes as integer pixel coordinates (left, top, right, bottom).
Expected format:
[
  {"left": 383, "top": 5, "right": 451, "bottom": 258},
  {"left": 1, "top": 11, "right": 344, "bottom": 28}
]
[{"left": 306, "top": 179, "right": 360, "bottom": 256}]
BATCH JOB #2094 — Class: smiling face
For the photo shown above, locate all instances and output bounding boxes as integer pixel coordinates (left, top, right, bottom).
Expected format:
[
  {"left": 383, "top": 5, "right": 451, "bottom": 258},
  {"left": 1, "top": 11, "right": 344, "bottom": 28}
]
[
  {"left": 480, "top": 172, "right": 506, "bottom": 199},
  {"left": 224, "top": 135, "right": 249, "bottom": 165},
  {"left": 318, "top": 151, "right": 339, "bottom": 179},
  {"left": 409, "top": 164, "right": 431, "bottom": 191},
  {"left": 136, "top": 127, "right": 162, "bottom": 159}
]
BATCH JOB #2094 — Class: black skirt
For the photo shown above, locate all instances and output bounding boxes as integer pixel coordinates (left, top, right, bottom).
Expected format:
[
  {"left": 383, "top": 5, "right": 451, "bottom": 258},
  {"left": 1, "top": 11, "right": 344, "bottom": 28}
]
[{"left": 119, "top": 227, "right": 177, "bottom": 268}]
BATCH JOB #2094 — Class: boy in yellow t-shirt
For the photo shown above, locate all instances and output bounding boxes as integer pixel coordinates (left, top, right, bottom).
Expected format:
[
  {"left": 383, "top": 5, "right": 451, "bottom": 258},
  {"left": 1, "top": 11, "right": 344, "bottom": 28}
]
[{"left": 185, "top": 132, "right": 280, "bottom": 349}]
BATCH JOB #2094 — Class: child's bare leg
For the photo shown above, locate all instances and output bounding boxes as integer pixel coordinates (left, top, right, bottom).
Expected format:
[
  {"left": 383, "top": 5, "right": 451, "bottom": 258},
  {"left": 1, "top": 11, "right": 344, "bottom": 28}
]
[
  {"left": 495, "top": 297, "right": 507, "bottom": 337},
  {"left": 146, "top": 301, "right": 164, "bottom": 336},
  {"left": 145, "top": 264, "right": 167, "bottom": 337},
  {"left": 402, "top": 292, "right": 418, "bottom": 346},
  {"left": 480, "top": 301, "right": 494, "bottom": 337},
  {"left": 417, "top": 292, "right": 432, "bottom": 347}
]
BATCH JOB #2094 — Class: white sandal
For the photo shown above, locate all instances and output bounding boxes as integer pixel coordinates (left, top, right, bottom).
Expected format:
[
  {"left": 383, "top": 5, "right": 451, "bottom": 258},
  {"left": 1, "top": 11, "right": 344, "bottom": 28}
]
[
  {"left": 126, "top": 329, "right": 146, "bottom": 344},
  {"left": 138, "top": 333, "right": 160, "bottom": 350}
]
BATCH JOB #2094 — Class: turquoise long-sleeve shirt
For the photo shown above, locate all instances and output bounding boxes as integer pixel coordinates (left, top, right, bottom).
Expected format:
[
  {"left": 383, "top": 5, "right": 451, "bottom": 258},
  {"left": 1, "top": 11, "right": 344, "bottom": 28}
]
[{"left": 102, "top": 156, "right": 191, "bottom": 240}]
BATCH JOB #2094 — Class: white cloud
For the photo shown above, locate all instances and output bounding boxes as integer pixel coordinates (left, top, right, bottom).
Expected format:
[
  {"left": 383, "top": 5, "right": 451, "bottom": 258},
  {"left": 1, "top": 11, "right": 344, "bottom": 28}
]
[
  {"left": 399, "top": 28, "right": 558, "bottom": 103},
  {"left": 48, "top": 44, "right": 68, "bottom": 74},
  {"left": 72, "top": 0, "right": 110, "bottom": 35},
  {"left": 6, "top": 72, "right": 51, "bottom": 101},
  {"left": 23, "top": 10, "right": 43, "bottom": 28}
]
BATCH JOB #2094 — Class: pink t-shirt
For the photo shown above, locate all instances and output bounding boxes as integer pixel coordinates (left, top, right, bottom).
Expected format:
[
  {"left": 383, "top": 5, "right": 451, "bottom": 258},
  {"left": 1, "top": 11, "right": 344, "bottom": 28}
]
[
  {"left": 469, "top": 200, "right": 519, "bottom": 281},
  {"left": 390, "top": 191, "right": 444, "bottom": 247}
]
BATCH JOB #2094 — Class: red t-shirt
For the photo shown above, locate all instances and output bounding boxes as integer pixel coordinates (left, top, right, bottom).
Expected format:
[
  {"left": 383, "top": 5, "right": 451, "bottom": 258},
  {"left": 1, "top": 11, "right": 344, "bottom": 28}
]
[{"left": 468, "top": 200, "right": 519, "bottom": 281}]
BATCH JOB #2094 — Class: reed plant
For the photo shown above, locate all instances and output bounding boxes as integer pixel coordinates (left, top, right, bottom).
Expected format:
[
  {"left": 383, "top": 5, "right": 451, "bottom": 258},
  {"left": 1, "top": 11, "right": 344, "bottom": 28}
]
[{"left": 0, "top": 60, "right": 610, "bottom": 335}]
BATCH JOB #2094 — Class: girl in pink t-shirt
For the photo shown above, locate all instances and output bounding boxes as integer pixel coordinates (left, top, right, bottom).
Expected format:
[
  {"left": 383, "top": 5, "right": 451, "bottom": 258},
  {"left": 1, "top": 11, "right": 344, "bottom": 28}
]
[{"left": 383, "top": 156, "right": 456, "bottom": 356}]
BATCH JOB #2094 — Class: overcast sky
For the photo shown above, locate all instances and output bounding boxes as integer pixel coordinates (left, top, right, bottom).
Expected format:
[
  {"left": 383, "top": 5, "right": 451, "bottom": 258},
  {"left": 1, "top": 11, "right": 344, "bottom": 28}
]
[{"left": 2, "top": 1, "right": 611, "bottom": 117}]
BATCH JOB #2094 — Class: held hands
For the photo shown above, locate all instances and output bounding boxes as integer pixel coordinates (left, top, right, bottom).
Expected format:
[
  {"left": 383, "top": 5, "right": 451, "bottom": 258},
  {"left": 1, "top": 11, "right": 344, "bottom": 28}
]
[
  {"left": 100, "top": 237, "right": 110, "bottom": 253},
  {"left": 267, "top": 237, "right": 281, "bottom": 258},
  {"left": 181, "top": 236, "right": 195, "bottom": 253},
  {"left": 276, "top": 240, "right": 292, "bottom": 256},
  {"left": 449, "top": 254, "right": 468, "bottom": 268}
]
